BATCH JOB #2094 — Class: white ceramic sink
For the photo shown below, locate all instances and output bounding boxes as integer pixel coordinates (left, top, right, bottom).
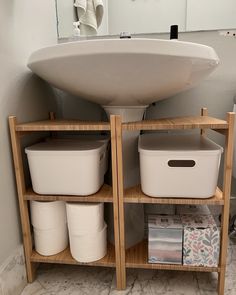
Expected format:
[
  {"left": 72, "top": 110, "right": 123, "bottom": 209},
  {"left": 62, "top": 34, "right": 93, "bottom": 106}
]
[
  {"left": 27, "top": 38, "right": 220, "bottom": 249},
  {"left": 28, "top": 38, "right": 219, "bottom": 107}
]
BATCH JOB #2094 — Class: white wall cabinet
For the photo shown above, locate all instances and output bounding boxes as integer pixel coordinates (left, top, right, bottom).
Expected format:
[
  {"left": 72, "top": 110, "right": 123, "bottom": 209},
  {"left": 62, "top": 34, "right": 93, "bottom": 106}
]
[{"left": 186, "top": 0, "right": 236, "bottom": 31}]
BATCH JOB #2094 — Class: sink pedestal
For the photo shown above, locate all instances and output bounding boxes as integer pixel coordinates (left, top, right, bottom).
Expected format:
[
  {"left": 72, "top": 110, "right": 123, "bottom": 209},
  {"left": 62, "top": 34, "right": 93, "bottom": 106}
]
[{"left": 104, "top": 106, "right": 147, "bottom": 249}]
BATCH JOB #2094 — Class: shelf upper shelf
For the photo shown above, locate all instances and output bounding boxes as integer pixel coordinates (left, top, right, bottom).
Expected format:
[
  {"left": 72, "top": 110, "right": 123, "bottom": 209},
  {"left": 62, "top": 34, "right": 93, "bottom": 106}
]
[
  {"left": 123, "top": 116, "right": 228, "bottom": 131},
  {"left": 14, "top": 116, "right": 228, "bottom": 132},
  {"left": 24, "top": 184, "right": 113, "bottom": 203},
  {"left": 125, "top": 240, "right": 220, "bottom": 272},
  {"left": 124, "top": 185, "right": 224, "bottom": 205},
  {"left": 31, "top": 243, "right": 115, "bottom": 267},
  {"left": 16, "top": 120, "right": 111, "bottom": 131}
]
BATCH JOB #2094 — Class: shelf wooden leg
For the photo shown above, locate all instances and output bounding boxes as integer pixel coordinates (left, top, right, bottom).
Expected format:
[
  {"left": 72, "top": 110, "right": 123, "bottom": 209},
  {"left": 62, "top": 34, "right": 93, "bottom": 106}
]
[
  {"left": 8, "top": 116, "right": 36, "bottom": 283},
  {"left": 110, "top": 115, "right": 123, "bottom": 290},
  {"left": 115, "top": 116, "right": 126, "bottom": 290},
  {"left": 218, "top": 112, "right": 235, "bottom": 295}
]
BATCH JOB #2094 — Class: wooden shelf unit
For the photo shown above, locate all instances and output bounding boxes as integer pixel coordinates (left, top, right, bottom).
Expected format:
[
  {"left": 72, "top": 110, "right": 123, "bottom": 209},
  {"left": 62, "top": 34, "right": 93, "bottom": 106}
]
[
  {"left": 8, "top": 114, "right": 122, "bottom": 289},
  {"left": 114, "top": 108, "right": 235, "bottom": 295},
  {"left": 8, "top": 108, "right": 235, "bottom": 294}
]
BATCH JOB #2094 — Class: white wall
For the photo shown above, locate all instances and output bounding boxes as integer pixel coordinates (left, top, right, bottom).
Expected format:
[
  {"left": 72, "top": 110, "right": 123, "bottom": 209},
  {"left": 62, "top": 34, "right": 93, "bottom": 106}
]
[
  {"left": 0, "top": 0, "right": 58, "bottom": 264},
  {"left": 108, "top": 0, "right": 186, "bottom": 34}
]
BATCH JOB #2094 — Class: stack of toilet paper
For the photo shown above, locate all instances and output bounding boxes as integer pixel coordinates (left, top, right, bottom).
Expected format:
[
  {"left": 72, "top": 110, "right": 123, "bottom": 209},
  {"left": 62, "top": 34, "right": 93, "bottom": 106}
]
[
  {"left": 66, "top": 202, "right": 107, "bottom": 262},
  {"left": 30, "top": 201, "right": 68, "bottom": 256}
]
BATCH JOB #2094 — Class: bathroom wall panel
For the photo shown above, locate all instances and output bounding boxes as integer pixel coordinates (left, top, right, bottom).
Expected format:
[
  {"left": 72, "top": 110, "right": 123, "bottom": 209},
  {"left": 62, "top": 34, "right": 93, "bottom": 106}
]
[
  {"left": 108, "top": 0, "right": 186, "bottom": 35},
  {"left": 187, "top": 0, "right": 236, "bottom": 31},
  {"left": 0, "top": 0, "right": 58, "bottom": 265}
]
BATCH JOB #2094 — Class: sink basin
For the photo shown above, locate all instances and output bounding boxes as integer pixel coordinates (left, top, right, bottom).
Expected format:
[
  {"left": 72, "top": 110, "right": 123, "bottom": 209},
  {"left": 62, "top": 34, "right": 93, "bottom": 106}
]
[
  {"left": 28, "top": 38, "right": 219, "bottom": 107},
  {"left": 28, "top": 38, "right": 219, "bottom": 250}
]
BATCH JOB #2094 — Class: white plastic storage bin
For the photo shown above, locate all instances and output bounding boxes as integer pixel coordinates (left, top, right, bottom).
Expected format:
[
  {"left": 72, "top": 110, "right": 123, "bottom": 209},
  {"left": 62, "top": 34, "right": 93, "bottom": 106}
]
[
  {"left": 26, "top": 139, "right": 109, "bottom": 195},
  {"left": 30, "top": 201, "right": 68, "bottom": 256},
  {"left": 139, "top": 134, "right": 223, "bottom": 198}
]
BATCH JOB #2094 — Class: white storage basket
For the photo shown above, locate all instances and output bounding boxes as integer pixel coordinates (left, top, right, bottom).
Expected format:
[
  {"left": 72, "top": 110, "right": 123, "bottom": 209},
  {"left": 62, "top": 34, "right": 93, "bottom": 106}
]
[
  {"left": 26, "top": 139, "right": 109, "bottom": 195},
  {"left": 139, "top": 134, "right": 223, "bottom": 198}
]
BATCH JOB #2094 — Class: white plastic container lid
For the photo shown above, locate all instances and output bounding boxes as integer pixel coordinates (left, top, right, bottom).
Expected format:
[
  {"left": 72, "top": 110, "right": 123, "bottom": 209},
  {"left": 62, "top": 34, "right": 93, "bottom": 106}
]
[
  {"left": 25, "top": 139, "right": 106, "bottom": 155},
  {"left": 139, "top": 134, "right": 223, "bottom": 155}
]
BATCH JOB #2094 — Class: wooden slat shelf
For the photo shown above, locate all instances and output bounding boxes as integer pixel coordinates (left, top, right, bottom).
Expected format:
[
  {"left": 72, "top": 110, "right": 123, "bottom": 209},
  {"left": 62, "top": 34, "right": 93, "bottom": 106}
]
[
  {"left": 124, "top": 185, "right": 224, "bottom": 205},
  {"left": 31, "top": 243, "right": 115, "bottom": 267},
  {"left": 125, "top": 240, "right": 220, "bottom": 273},
  {"left": 123, "top": 116, "right": 228, "bottom": 131},
  {"left": 15, "top": 120, "right": 110, "bottom": 132},
  {"left": 24, "top": 184, "right": 113, "bottom": 203}
]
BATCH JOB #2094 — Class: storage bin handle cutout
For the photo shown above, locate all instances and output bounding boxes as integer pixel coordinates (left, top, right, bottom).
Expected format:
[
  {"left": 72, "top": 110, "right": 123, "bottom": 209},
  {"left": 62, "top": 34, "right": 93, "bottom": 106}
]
[{"left": 168, "top": 160, "right": 196, "bottom": 168}]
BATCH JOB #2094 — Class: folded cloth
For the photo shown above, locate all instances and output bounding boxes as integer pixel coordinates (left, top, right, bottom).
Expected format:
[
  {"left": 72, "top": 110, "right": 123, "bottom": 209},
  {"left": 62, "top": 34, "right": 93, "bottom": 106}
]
[{"left": 74, "top": 0, "right": 104, "bottom": 35}]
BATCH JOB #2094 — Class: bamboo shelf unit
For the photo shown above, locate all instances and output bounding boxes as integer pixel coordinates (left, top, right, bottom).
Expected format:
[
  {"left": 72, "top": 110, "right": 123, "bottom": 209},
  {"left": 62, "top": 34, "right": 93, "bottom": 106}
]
[
  {"left": 115, "top": 108, "right": 235, "bottom": 295},
  {"left": 8, "top": 114, "right": 123, "bottom": 289}
]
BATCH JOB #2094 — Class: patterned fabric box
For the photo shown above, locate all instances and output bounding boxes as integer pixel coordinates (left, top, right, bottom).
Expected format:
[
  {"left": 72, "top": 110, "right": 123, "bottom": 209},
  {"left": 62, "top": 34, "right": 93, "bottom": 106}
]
[
  {"left": 181, "top": 215, "right": 220, "bottom": 267},
  {"left": 148, "top": 215, "right": 183, "bottom": 264}
]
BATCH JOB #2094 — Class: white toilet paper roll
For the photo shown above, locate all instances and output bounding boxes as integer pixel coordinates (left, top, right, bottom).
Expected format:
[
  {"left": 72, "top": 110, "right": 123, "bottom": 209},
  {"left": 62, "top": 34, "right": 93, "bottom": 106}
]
[
  {"left": 34, "top": 224, "right": 68, "bottom": 256},
  {"left": 30, "top": 200, "right": 67, "bottom": 230},
  {"left": 66, "top": 202, "right": 104, "bottom": 234},
  {"left": 69, "top": 223, "right": 107, "bottom": 263}
]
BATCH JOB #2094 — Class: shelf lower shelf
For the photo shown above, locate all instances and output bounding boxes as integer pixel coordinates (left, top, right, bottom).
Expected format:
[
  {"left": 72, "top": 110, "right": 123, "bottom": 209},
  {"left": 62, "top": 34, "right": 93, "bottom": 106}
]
[
  {"left": 125, "top": 240, "right": 220, "bottom": 273},
  {"left": 124, "top": 186, "right": 224, "bottom": 205},
  {"left": 24, "top": 184, "right": 113, "bottom": 203},
  {"left": 31, "top": 242, "right": 116, "bottom": 267}
]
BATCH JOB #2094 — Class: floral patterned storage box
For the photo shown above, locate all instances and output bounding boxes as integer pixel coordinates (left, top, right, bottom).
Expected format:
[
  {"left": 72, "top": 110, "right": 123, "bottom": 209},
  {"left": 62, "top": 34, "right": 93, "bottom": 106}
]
[
  {"left": 181, "top": 215, "right": 220, "bottom": 267},
  {"left": 148, "top": 215, "right": 183, "bottom": 264}
]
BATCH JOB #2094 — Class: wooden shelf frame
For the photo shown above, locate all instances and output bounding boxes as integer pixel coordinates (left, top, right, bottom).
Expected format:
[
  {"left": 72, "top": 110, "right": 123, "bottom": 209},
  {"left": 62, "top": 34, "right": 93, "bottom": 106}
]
[
  {"left": 8, "top": 114, "right": 122, "bottom": 289},
  {"left": 125, "top": 240, "right": 220, "bottom": 272},
  {"left": 8, "top": 108, "right": 235, "bottom": 294},
  {"left": 24, "top": 184, "right": 113, "bottom": 203},
  {"left": 30, "top": 243, "right": 116, "bottom": 267},
  {"left": 115, "top": 108, "right": 235, "bottom": 295},
  {"left": 124, "top": 185, "right": 224, "bottom": 205}
]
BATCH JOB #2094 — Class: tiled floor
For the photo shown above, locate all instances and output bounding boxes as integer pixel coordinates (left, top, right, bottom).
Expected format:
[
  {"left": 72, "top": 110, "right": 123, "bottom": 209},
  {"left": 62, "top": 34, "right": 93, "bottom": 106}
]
[{"left": 21, "top": 240, "right": 236, "bottom": 295}]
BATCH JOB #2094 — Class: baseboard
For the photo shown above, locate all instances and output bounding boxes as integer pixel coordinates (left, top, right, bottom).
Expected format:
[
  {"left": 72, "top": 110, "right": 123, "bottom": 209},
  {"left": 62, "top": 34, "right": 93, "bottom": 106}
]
[{"left": 0, "top": 246, "right": 27, "bottom": 295}]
